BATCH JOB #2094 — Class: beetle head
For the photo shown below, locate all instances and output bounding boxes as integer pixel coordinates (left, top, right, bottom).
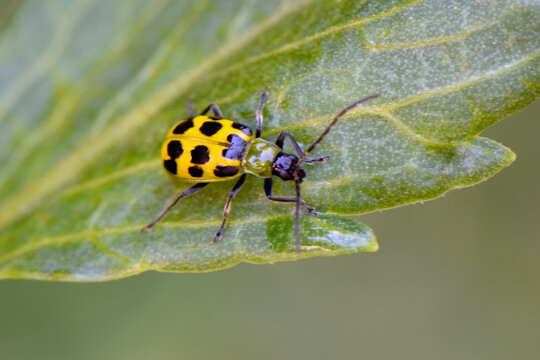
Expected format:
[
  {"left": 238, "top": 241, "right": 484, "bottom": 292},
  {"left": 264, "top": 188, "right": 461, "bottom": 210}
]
[{"left": 272, "top": 152, "right": 306, "bottom": 182}]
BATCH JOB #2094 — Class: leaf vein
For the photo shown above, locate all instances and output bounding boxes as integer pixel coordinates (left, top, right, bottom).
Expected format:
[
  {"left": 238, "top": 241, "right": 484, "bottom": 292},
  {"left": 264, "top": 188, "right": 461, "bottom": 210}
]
[
  {"left": 384, "top": 49, "right": 540, "bottom": 113},
  {"left": 58, "top": 160, "right": 160, "bottom": 198},
  {"left": 203, "top": 0, "right": 427, "bottom": 81},
  {"left": 89, "top": 0, "right": 206, "bottom": 135},
  {"left": 0, "top": 0, "right": 97, "bottom": 121},
  {"left": 0, "top": 215, "right": 285, "bottom": 265},
  {"left": 366, "top": 18, "right": 500, "bottom": 51},
  {"left": 0, "top": 0, "right": 321, "bottom": 230},
  {"left": 0, "top": 0, "right": 173, "bottom": 190},
  {"left": 90, "top": 238, "right": 133, "bottom": 264}
]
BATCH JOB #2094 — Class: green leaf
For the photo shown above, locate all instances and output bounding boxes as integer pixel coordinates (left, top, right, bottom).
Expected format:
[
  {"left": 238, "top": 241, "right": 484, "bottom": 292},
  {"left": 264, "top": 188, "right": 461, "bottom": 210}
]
[{"left": 0, "top": 0, "right": 538, "bottom": 281}]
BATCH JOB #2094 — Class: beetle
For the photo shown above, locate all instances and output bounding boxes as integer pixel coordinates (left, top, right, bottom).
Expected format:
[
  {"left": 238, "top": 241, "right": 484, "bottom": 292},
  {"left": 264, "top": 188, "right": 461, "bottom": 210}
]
[{"left": 141, "top": 91, "right": 379, "bottom": 252}]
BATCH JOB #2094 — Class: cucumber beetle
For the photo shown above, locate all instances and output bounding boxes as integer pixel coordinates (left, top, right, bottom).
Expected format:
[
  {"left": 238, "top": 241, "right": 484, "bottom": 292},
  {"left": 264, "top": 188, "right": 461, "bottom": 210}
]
[{"left": 142, "top": 91, "right": 380, "bottom": 252}]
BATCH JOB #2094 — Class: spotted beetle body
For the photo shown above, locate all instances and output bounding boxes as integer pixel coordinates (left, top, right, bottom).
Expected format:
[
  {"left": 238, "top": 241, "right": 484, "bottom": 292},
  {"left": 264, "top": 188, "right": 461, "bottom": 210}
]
[
  {"left": 162, "top": 115, "right": 256, "bottom": 182},
  {"left": 143, "top": 91, "right": 380, "bottom": 252}
]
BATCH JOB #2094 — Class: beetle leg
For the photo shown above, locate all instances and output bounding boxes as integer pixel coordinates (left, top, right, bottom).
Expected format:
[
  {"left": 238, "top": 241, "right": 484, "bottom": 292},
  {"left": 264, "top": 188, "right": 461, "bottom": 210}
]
[
  {"left": 264, "top": 178, "right": 317, "bottom": 214},
  {"left": 256, "top": 89, "right": 269, "bottom": 138},
  {"left": 214, "top": 174, "right": 247, "bottom": 242},
  {"left": 199, "top": 104, "right": 223, "bottom": 118},
  {"left": 275, "top": 131, "right": 303, "bottom": 155},
  {"left": 141, "top": 183, "right": 208, "bottom": 232},
  {"left": 275, "top": 131, "right": 328, "bottom": 164},
  {"left": 186, "top": 98, "right": 195, "bottom": 117},
  {"left": 303, "top": 156, "right": 329, "bottom": 164}
]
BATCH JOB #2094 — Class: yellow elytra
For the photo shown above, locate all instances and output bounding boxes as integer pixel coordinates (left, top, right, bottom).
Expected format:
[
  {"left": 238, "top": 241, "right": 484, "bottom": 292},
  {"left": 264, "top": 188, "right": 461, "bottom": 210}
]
[
  {"left": 143, "top": 91, "right": 380, "bottom": 252},
  {"left": 162, "top": 116, "right": 255, "bottom": 182}
]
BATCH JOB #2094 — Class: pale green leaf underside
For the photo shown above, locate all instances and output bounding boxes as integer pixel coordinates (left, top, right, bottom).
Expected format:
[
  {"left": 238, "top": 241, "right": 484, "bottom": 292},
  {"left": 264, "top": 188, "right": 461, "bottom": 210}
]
[{"left": 0, "top": 0, "right": 537, "bottom": 281}]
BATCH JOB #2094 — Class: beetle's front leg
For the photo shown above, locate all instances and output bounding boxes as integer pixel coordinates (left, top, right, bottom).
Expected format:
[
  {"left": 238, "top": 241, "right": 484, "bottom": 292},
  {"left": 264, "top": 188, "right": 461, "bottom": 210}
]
[{"left": 263, "top": 178, "right": 317, "bottom": 214}]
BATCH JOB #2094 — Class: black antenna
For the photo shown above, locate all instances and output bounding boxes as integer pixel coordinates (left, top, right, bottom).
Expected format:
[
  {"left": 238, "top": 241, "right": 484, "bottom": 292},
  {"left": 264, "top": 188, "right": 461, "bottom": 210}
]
[
  {"left": 298, "top": 93, "right": 380, "bottom": 163},
  {"left": 294, "top": 180, "right": 302, "bottom": 252}
]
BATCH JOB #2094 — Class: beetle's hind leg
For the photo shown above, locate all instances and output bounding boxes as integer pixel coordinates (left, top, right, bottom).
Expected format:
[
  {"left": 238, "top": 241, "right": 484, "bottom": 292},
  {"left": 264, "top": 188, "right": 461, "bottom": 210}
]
[
  {"left": 214, "top": 174, "right": 247, "bottom": 242},
  {"left": 141, "top": 183, "right": 208, "bottom": 232}
]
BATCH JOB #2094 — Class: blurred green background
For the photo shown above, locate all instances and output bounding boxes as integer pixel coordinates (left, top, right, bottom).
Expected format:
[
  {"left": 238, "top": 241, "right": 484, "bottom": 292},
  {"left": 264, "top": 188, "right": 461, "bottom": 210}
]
[{"left": 0, "top": 100, "right": 538, "bottom": 359}]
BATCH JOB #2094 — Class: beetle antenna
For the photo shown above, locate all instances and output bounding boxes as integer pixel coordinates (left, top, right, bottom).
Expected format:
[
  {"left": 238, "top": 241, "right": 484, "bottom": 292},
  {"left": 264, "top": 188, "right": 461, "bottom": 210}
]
[
  {"left": 294, "top": 180, "right": 302, "bottom": 253},
  {"left": 298, "top": 93, "right": 379, "bottom": 163}
]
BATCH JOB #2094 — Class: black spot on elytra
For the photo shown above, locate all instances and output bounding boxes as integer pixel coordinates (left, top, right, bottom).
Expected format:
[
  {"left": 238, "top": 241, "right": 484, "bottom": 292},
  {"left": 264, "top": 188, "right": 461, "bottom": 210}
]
[
  {"left": 214, "top": 165, "right": 239, "bottom": 177},
  {"left": 173, "top": 118, "right": 194, "bottom": 134},
  {"left": 199, "top": 121, "right": 222, "bottom": 136},
  {"left": 190, "top": 145, "right": 210, "bottom": 164},
  {"left": 232, "top": 122, "right": 252, "bottom": 136},
  {"left": 188, "top": 166, "right": 204, "bottom": 178},
  {"left": 163, "top": 159, "right": 177, "bottom": 175},
  {"left": 167, "top": 140, "right": 183, "bottom": 159}
]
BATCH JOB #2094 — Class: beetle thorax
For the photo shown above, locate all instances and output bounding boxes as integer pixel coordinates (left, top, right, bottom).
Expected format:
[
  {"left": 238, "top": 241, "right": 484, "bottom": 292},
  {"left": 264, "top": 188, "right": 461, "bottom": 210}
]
[{"left": 242, "top": 138, "right": 281, "bottom": 178}]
